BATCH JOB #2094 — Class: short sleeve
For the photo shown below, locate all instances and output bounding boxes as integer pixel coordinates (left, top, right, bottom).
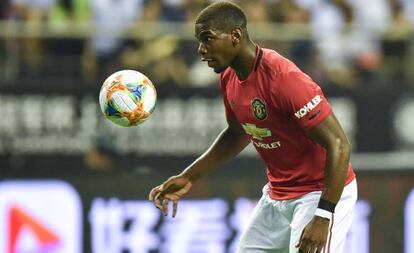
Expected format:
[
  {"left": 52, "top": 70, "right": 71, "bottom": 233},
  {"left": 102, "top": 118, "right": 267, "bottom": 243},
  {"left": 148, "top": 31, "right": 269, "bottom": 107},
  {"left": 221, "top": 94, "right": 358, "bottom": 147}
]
[{"left": 274, "top": 71, "right": 332, "bottom": 131}]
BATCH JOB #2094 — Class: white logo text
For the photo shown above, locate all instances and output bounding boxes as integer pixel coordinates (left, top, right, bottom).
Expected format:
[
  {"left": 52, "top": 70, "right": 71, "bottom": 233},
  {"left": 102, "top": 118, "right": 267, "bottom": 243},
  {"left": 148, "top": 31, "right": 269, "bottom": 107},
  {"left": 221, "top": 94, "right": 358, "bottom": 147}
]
[
  {"left": 252, "top": 141, "right": 281, "bottom": 149},
  {"left": 294, "top": 95, "right": 322, "bottom": 119}
]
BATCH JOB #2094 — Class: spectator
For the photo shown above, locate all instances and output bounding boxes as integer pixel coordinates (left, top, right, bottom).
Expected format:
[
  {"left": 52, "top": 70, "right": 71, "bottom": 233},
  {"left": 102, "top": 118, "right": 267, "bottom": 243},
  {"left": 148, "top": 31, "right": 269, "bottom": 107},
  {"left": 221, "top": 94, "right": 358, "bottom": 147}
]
[
  {"left": 88, "top": 0, "right": 145, "bottom": 80},
  {"left": 268, "top": 0, "right": 314, "bottom": 73},
  {"left": 121, "top": 0, "right": 191, "bottom": 87},
  {"left": 307, "top": 0, "right": 387, "bottom": 88},
  {"left": 400, "top": 0, "right": 414, "bottom": 27},
  {"left": 159, "top": 0, "right": 186, "bottom": 22},
  {"left": 44, "top": 0, "right": 90, "bottom": 79},
  {"left": 10, "top": 0, "right": 55, "bottom": 77},
  {"left": 1, "top": 0, "right": 12, "bottom": 19},
  {"left": 381, "top": 0, "right": 412, "bottom": 83},
  {"left": 0, "top": 0, "right": 12, "bottom": 80}
]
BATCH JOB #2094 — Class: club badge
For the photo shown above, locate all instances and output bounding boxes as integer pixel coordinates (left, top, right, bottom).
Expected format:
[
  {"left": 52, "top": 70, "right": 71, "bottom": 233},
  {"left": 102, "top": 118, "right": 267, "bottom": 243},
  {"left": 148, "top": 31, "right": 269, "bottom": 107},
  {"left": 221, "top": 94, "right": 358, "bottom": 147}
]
[{"left": 251, "top": 98, "right": 267, "bottom": 120}]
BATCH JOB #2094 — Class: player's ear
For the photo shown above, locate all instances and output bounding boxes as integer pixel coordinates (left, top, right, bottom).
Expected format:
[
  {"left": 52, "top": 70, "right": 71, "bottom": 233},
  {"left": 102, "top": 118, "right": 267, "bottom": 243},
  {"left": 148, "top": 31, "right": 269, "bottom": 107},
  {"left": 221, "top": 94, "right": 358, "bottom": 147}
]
[{"left": 231, "top": 27, "right": 242, "bottom": 46}]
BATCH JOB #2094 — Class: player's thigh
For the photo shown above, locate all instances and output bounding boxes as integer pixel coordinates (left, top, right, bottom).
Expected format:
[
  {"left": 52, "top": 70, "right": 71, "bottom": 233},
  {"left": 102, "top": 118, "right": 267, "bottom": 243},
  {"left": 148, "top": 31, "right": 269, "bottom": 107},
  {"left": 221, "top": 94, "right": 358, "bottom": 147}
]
[
  {"left": 288, "top": 179, "right": 358, "bottom": 253},
  {"left": 237, "top": 189, "right": 291, "bottom": 253},
  {"left": 288, "top": 191, "right": 321, "bottom": 252},
  {"left": 328, "top": 179, "right": 358, "bottom": 253}
]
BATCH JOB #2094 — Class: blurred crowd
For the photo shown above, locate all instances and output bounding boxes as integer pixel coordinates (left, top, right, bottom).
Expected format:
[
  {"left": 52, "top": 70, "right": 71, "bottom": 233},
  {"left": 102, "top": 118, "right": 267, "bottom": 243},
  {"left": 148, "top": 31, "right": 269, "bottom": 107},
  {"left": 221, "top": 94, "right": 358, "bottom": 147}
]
[{"left": 0, "top": 0, "right": 413, "bottom": 89}]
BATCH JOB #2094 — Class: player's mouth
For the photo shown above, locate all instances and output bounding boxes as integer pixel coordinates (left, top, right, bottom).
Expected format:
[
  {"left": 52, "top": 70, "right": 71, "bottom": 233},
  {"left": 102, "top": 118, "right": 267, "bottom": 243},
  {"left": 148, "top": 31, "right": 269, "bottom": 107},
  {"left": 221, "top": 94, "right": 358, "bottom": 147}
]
[{"left": 201, "top": 58, "right": 216, "bottom": 67}]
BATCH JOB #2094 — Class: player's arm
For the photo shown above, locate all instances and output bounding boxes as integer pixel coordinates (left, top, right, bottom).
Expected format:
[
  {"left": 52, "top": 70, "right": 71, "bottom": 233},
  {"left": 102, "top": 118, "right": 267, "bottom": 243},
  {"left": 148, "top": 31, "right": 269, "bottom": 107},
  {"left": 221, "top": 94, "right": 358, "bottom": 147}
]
[
  {"left": 277, "top": 71, "right": 351, "bottom": 204},
  {"left": 180, "top": 115, "right": 250, "bottom": 182},
  {"left": 278, "top": 71, "right": 351, "bottom": 206},
  {"left": 307, "top": 112, "right": 351, "bottom": 206},
  {"left": 149, "top": 115, "right": 249, "bottom": 216},
  {"left": 296, "top": 112, "right": 351, "bottom": 252}
]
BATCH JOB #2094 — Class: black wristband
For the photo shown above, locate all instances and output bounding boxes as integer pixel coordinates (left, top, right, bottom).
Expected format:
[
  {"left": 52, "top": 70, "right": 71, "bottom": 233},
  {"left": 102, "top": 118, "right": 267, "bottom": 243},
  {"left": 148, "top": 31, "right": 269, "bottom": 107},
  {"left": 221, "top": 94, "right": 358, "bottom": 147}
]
[{"left": 318, "top": 198, "right": 336, "bottom": 213}]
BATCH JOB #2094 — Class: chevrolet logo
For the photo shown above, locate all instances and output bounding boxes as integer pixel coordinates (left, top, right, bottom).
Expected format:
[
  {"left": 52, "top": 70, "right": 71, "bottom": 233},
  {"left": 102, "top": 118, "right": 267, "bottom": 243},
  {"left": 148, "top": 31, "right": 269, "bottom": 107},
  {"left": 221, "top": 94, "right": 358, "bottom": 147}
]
[{"left": 241, "top": 123, "right": 271, "bottom": 140}]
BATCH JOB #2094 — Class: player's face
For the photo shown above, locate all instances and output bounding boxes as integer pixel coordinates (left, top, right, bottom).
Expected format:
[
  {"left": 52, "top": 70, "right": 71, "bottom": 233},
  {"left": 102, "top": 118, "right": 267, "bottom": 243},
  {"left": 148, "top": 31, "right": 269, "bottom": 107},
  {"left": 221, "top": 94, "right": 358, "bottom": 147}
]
[{"left": 195, "top": 23, "right": 237, "bottom": 73}]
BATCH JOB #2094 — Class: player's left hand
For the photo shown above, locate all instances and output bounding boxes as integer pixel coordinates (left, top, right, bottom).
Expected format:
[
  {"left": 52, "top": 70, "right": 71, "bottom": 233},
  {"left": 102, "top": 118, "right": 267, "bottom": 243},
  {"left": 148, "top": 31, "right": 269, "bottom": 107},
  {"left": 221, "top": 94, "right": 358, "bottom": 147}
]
[{"left": 296, "top": 216, "right": 330, "bottom": 253}]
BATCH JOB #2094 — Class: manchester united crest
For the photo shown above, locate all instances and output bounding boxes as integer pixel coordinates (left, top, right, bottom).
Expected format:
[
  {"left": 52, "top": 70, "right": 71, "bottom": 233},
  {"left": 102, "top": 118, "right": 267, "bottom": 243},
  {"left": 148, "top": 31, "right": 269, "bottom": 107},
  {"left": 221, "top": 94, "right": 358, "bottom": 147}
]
[{"left": 251, "top": 98, "right": 267, "bottom": 120}]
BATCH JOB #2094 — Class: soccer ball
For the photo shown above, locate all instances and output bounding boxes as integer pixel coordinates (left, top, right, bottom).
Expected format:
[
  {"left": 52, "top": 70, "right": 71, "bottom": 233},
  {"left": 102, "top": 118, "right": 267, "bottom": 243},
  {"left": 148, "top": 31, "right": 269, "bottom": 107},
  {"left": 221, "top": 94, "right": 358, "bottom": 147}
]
[{"left": 99, "top": 70, "right": 157, "bottom": 127}]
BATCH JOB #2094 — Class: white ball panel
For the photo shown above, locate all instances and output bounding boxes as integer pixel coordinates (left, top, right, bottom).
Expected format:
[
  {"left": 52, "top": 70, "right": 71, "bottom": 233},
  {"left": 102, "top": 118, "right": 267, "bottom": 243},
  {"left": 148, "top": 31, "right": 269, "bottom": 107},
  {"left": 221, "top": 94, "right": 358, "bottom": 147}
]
[
  {"left": 142, "top": 86, "right": 157, "bottom": 112},
  {"left": 112, "top": 91, "right": 137, "bottom": 112}
]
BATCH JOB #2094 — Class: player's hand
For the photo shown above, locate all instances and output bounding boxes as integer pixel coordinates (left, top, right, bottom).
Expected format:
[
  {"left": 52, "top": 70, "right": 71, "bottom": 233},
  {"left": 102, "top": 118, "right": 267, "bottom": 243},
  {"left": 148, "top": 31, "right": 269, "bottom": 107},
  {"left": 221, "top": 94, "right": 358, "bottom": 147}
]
[
  {"left": 296, "top": 216, "right": 330, "bottom": 253},
  {"left": 148, "top": 175, "right": 192, "bottom": 217}
]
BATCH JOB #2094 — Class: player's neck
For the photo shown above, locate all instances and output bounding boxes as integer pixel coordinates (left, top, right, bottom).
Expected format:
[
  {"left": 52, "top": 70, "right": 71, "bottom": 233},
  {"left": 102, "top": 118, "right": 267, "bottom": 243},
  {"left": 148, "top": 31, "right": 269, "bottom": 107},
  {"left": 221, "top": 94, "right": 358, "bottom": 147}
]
[{"left": 231, "top": 40, "right": 257, "bottom": 81}]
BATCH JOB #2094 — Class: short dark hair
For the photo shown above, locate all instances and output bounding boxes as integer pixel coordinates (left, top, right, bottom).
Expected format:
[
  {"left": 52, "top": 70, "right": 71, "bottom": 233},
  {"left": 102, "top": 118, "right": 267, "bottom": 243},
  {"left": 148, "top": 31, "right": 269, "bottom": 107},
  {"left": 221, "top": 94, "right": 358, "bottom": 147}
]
[{"left": 195, "top": 1, "right": 247, "bottom": 33}]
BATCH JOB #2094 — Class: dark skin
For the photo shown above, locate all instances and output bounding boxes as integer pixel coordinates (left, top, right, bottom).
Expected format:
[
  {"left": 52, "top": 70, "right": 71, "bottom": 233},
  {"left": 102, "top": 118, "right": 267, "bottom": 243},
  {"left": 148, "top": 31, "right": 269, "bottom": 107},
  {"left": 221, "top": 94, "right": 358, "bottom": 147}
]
[{"left": 149, "top": 22, "right": 351, "bottom": 253}]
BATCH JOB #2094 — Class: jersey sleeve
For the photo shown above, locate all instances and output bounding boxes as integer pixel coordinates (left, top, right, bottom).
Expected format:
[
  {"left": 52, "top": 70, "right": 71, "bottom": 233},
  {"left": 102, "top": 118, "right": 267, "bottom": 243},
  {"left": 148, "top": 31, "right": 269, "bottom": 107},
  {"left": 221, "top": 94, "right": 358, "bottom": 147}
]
[{"left": 274, "top": 71, "right": 332, "bottom": 131}]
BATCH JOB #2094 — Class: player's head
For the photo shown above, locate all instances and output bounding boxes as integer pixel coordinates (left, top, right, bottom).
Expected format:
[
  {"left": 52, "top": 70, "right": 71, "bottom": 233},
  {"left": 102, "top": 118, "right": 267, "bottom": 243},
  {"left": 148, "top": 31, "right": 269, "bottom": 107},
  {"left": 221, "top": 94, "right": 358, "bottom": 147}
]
[{"left": 194, "top": 1, "right": 249, "bottom": 73}]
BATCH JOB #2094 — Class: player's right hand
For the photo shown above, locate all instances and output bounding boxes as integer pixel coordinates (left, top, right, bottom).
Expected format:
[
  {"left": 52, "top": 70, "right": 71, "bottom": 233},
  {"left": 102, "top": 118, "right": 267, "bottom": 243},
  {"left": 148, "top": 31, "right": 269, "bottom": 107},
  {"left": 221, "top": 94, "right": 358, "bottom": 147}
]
[{"left": 148, "top": 175, "right": 192, "bottom": 217}]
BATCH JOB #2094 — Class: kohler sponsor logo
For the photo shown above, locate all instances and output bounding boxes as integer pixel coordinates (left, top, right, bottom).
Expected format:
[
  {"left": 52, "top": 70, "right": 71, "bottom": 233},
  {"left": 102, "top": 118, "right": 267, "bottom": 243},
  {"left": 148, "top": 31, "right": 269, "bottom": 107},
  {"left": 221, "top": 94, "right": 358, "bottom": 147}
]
[{"left": 294, "top": 95, "right": 322, "bottom": 119}]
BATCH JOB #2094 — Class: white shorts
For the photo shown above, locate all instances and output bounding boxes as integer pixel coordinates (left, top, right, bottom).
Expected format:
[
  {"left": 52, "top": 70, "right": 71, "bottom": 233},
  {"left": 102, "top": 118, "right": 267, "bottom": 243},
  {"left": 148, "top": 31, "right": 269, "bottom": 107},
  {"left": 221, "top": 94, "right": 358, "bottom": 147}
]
[{"left": 236, "top": 179, "right": 358, "bottom": 253}]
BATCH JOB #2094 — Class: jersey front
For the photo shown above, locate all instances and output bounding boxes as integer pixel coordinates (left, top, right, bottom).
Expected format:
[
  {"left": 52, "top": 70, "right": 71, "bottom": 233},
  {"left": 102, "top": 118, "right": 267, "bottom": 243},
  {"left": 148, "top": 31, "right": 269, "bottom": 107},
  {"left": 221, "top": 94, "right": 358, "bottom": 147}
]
[{"left": 220, "top": 47, "right": 355, "bottom": 200}]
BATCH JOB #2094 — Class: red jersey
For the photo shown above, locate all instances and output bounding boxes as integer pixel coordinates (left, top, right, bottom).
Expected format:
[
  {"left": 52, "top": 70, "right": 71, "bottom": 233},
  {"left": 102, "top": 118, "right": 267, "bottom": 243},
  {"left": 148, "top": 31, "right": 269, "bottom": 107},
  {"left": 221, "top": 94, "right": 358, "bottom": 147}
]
[{"left": 220, "top": 46, "right": 355, "bottom": 200}]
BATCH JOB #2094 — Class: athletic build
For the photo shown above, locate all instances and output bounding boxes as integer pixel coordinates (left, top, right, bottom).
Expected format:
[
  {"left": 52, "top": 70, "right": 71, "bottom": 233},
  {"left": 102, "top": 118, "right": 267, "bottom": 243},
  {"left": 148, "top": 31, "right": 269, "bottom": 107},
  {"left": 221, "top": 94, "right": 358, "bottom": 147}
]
[{"left": 149, "top": 2, "right": 357, "bottom": 253}]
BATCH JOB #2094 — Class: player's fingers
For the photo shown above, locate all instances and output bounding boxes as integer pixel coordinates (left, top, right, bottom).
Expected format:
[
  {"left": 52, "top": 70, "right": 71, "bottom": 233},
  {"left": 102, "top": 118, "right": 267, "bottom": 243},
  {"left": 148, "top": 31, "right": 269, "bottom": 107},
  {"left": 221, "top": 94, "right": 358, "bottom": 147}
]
[
  {"left": 148, "top": 186, "right": 160, "bottom": 201},
  {"left": 316, "top": 244, "right": 324, "bottom": 253},
  {"left": 295, "top": 230, "right": 305, "bottom": 247},
  {"left": 159, "top": 179, "right": 174, "bottom": 192},
  {"left": 150, "top": 180, "right": 172, "bottom": 201},
  {"left": 154, "top": 191, "right": 163, "bottom": 201},
  {"left": 172, "top": 199, "right": 179, "bottom": 217},
  {"left": 155, "top": 200, "right": 162, "bottom": 210},
  {"left": 161, "top": 197, "right": 169, "bottom": 216},
  {"left": 308, "top": 245, "right": 317, "bottom": 253},
  {"left": 298, "top": 237, "right": 312, "bottom": 253},
  {"left": 154, "top": 192, "right": 164, "bottom": 209},
  {"left": 298, "top": 244, "right": 311, "bottom": 253}
]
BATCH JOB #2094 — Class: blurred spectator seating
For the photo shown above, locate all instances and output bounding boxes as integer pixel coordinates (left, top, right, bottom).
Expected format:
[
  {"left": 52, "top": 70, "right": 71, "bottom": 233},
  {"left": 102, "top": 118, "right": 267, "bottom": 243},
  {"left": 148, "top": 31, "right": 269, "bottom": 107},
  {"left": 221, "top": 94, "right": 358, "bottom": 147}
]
[{"left": 0, "top": 0, "right": 413, "bottom": 90}]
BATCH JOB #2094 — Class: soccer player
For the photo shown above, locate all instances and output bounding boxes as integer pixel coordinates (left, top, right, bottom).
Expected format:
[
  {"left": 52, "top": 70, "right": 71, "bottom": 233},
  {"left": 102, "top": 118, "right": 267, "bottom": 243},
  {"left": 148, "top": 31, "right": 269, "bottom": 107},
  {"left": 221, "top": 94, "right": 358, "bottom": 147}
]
[{"left": 149, "top": 1, "right": 357, "bottom": 253}]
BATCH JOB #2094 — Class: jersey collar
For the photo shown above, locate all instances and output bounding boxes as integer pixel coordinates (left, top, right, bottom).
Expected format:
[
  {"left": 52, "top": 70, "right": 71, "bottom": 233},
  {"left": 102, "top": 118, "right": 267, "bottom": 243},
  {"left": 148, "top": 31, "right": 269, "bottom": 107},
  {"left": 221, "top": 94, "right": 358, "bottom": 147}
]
[
  {"left": 238, "top": 45, "right": 263, "bottom": 85},
  {"left": 254, "top": 45, "right": 263, "bottom": 72}
]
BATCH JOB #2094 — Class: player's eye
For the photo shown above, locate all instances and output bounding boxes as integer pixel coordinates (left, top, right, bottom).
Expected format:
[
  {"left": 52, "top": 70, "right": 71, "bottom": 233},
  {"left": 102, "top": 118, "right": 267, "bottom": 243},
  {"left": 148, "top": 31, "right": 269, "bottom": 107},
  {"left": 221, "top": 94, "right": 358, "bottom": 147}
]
[{"left": 201, "top": 36, "right": 213, "bottom": 43}]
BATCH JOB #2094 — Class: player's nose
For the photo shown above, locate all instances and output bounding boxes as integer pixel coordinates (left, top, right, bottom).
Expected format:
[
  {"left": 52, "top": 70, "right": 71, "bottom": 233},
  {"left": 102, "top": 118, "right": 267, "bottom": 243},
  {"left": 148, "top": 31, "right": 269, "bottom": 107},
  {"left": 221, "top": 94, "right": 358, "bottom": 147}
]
[{"left": 197, "top": 42, "right": 207, "bottom": 55}]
